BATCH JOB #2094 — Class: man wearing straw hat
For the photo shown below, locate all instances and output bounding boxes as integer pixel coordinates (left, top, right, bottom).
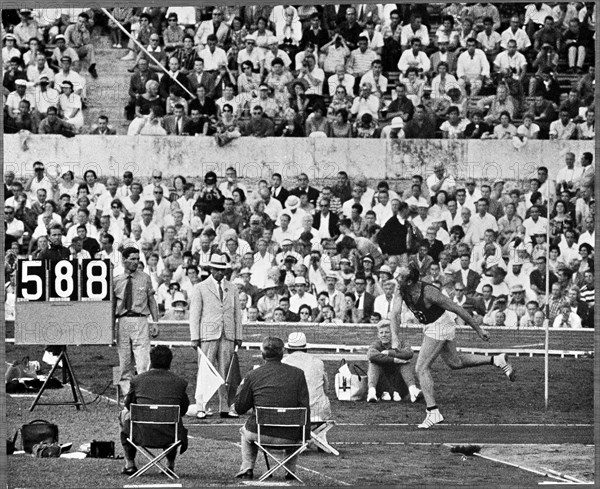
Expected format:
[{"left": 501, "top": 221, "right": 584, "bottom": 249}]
[
  {"left": 189, "top": 254, "right": 242, "bottom": 419},
  {"left": 283, "top": 332, "right": 332, "bottom": 423}
]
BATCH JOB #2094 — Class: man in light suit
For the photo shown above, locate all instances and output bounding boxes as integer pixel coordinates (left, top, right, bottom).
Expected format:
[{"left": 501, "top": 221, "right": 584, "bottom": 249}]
[{"left": 189, "top": 254, "right": 242, "bottom": 419}]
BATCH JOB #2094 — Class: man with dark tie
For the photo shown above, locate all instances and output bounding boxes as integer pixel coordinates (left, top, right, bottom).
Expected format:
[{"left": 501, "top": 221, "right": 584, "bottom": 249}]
[
  {"left": 163, "top": 103, "right": 190, "bottom": 135},
  {"left": 353, "top": 273, "right": 375, "bottom": 322},
  {"left": 269, "top": 173, "right": 289, "bottom": 206},
  {"left": 113, "top": 247, "right": 159, "bottom": 397},
  {"left": 189, "top": 254, "right": 242, "bottom": 419}
]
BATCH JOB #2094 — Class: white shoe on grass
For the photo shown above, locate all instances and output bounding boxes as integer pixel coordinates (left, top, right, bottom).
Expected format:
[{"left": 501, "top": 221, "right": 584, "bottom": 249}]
[
  {"left": 392, "top": 392, "right": 402, "bottom": 402},
  {"left": 367, "top": 387, "right": 377, "bottom": 403},
  {"left": 381, "top": 391, "right": 391, "bottom": 401},
  {"left": 417, "top": 410, "right": 444, "bottom": 429},
  {"left": 493, "top": 353, "right": 516, "bottom": 381}
]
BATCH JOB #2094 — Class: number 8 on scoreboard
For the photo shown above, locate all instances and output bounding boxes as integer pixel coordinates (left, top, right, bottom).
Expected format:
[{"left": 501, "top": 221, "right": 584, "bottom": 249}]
[{"left": 17, "top": 259, "right": 112, "bottom": 302}]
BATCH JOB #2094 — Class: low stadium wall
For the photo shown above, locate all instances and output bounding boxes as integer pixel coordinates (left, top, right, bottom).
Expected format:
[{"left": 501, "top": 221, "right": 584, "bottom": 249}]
[
  {"left": 7, "top": 321, "right": 592, "bottom": 357},
  {"left": 3, "top": 135, "right": 594, "bottom": 184}
]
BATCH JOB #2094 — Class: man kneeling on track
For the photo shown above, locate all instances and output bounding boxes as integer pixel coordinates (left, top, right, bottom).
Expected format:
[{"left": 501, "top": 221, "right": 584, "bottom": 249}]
[{"left": 366, "top": 320, "right": 422, "bottom": 403}]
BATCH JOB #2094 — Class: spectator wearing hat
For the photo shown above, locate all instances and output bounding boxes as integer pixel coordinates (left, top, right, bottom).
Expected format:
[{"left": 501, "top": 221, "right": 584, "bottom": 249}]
[
  {"left": 256, "top": 280, "right": 281, "bottom": 321},
  {"left": 57, "top": 80, "right": 84, "bottom": 130},
  {"left": 2, "top": 34, "right": 21, "bottom": 70},
  {"left": 283, "top": 331, "right": 332, "bottom": 423},
  {"left": 162, "top": 294, "right": 190, "bottom": 320},
  {"left": 190, "top": 254, "right": 242, "bottom": 419},
  {"left": 366, "top": 320, "right": 421, "bottom": 403},
  {"left": 64, "top": 12, "right": 97, "bottom": 78},
  {"left": 289, "top": 276, "right": 317, "bottom": 313},
  {"left": 50, "top": 35, "right": 79, "bottom": 71},
  {"left": 54, "top": 55, "right": 86, "bottom": 98},
  {"left": 13, "top": 9, "right": 41, "bottom": 49}
]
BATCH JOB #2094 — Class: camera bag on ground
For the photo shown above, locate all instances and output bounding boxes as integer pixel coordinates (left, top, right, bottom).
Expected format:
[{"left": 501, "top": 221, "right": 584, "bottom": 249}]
[{"left": 21, "top": 420, "right": 59, "bottom": 453}]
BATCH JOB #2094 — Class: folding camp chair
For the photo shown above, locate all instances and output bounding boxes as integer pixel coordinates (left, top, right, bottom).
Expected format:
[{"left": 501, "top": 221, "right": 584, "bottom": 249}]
[
  {"left": 127, "top": 404, "right": 182, "bottom": 480},
  {"left": 310, "top": 420, "right": 339, "bottom": 455},
  {"left": 255, "top": 406, "right": 309, "bottom": 483}
]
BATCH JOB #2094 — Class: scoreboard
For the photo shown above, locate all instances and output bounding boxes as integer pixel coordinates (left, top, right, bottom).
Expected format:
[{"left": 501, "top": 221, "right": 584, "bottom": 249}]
[{"left": 15, "top": 259, "right": 114, "bottom": 345}]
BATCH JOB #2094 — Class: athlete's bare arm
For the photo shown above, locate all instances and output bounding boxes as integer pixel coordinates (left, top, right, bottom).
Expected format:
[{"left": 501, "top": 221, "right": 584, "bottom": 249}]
[
  {"left": 423, "top": 284, "right": 489, "bottom": 341},
  {"left": 390, "top": 294, "right": 404, "bottom": 349}
]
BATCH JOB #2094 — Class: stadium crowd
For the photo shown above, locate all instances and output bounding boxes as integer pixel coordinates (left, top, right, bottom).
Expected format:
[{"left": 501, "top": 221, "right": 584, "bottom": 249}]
[
  {"left": 2, "top": 3, "right": 596, "bottom": 138},
  {"left": 4, "top": 154, "right": 595, "bottom": 329}
]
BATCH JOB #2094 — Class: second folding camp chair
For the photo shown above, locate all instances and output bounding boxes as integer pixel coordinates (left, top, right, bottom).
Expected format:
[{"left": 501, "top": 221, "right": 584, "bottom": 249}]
[
  {"left": 310, "top": 420, "right": 339, "bottom": 455},
  {"left": 254, "top": 406, "right": 309, "bottom": 483},
  {"left": 127, "top": 404, "right": 182, "bottom": 480}
]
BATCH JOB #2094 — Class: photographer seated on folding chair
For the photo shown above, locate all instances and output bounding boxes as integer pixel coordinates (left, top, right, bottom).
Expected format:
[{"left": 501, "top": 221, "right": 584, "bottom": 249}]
[
  {"left": 119, "top": 345, "right": 189, "bottom": 476},
  {"left": 282, "top": 332, "right": 337, "bottom": 455},
  {"left": 234, "top": 337, "right": 311, "bottom": 481}
]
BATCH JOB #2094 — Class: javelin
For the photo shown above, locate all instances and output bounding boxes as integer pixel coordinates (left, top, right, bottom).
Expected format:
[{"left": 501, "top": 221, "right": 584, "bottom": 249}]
[{"left": 100, "top": 8, "right": 195, "bottom": 99}]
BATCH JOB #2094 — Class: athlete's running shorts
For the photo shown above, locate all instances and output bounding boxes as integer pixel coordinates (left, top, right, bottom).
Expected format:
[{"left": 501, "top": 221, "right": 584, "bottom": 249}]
[{"left": 422, "top": 311, "right": 457, "bottom": 341}]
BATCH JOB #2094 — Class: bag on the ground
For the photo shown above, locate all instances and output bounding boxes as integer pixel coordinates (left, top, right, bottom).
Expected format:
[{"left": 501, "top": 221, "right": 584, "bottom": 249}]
[
  {"left": 334, "top": 362, "right": 368, "bottom": 401},
  {"left": 90, "top": 440, "right": 115, "bottom": 458},
  {"left": 21, "top": 420, "right": 59, "bottom": 454},
  {"left": 32, "top": 442, "right": 61, "bottom": 458}
]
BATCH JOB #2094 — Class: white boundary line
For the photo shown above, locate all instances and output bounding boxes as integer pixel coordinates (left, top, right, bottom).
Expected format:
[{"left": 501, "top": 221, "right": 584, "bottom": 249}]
[
  {"left": 230, "top": 442, "right": 351, "bottom": 486},
  {"left": 191, "top": 422, "right": 593, "bottom": 428}
]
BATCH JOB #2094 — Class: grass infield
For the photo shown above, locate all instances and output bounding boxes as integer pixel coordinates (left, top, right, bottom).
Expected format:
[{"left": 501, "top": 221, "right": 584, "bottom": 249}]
[{"left": 5, "top": 344, "right": 594, "bottom": 487}]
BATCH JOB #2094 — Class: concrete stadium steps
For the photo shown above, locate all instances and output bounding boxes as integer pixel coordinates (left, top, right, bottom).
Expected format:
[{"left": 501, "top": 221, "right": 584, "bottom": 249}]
[{"left": 83, "top": 46, "right": 132, "bottom": 131}]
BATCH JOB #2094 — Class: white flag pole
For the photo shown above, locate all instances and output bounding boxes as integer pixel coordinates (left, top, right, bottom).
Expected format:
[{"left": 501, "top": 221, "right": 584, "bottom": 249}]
[
  {"left": 100, "top": 8, "right": 194, "bottom": 99},
  {"left": 544, "top": 176, "right": 551, "bottom": 409}
]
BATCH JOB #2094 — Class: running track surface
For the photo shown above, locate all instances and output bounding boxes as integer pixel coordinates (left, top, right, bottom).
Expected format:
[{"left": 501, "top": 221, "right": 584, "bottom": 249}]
[{"left": 187, "top": 422, "right": 593, "bottom": 445}]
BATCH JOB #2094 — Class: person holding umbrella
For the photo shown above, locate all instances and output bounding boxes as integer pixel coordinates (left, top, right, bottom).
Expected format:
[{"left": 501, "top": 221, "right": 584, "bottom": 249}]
[{"left": 189, "top": 254, "right": 242, "bottom": 419}]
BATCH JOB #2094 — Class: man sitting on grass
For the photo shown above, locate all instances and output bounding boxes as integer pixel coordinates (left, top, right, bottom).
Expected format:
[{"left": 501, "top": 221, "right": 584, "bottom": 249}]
[
  {"left": 366, "top": 320, "right": 422, "bottom": 403},
  {"left": 120, "top": 345, "right": 189, "bottom": 476}
]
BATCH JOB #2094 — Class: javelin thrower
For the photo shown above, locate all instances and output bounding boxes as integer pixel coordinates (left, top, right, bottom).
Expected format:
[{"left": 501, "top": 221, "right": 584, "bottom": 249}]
[{"left": 391, "top": 265, "right": 515, "bottom": 429}]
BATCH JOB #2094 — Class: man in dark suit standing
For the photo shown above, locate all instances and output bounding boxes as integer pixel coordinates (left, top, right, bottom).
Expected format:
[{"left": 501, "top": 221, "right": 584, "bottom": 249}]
[
  {"left": 451, "top": 254, "right": 482, "bottom": 297},
  {"left": 186, "top": 58, "right": 216, "bottom": 98},
  {"left": 322, "top": 4, "right": 351, "bottom": 33},
  {"left": 289, "top": 173, "right": 320, "bottom": 207},
  {"left": 120, "top": 345, "right": 189, "bottom": 475},
  {"left": 270, "top": 173, "right": 289, "bottom": 207},
  {"left": 377, "top": 202, "right": 419, "bottom": 265},
  {"left": 159, "top": 56, "right": 193, "bottom": 100},
  {"left": 354, "top": 273, "right": 375, "bottom": 322},
  {"left": 312, "top": 197, "right": 339, "bottom": 240},
  {"left": 162, "top": 104, "right": 191, "bottom": 135},
  {"left": 234, "top": 337, "right": 310, "bottom": 480}
]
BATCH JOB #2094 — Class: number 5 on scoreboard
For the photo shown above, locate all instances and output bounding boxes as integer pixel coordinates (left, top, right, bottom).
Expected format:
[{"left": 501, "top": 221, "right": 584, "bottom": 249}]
[{"left": 16, "top": 260, "right": 47, "bottom": 301}]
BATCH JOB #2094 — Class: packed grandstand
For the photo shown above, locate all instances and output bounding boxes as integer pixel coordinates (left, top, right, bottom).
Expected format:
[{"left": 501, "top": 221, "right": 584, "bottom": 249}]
[
  {"left": 2, "top": 4, "right": 596, "bottom": 330},
  {"left": 1, "top": 3, "right": 596, "bottom": 138}
]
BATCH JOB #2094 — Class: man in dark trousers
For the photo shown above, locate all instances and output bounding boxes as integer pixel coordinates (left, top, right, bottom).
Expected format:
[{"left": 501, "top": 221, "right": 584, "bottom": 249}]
[
  {"left": 120, "top": 345, "right": 189, "bottom": 475},
  {"left": 234, "top": 337, "right": 310, "bottom": 480}
]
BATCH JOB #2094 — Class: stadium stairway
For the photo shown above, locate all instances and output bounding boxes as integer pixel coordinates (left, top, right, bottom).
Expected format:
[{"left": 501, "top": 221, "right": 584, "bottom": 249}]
[{"left": 83, "top": 33, "right": 131, "bottom": 132}]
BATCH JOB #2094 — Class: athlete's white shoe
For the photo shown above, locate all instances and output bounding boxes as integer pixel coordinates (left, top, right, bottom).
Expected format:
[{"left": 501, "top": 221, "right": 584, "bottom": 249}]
[
  {"left": 417, "top": 410, "right": 444, "bottom": 429},
  {"left": 409, "top": 386, "right": 422, "bottom": 403},
  {"left": 392, "top": 391, "right": 402, "bottom": 402},
  {"left": 381, "top": 391, "right": 391, "bottom": 401},
  {"left": 367, "top": 387, "right": 377, "bottom": 403},
  {"left": 493, "top": 353, "right": 516, "bottom": 381}
]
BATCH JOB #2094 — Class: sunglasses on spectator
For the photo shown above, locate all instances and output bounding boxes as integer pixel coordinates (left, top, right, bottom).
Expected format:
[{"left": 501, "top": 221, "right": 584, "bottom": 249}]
[
  {"left": 153, "top": 175, "right": 162, "bottom": 179},
  {"left": 154, "top": 190, "right": 163, "bottom": 194},
  {"left": 223, "top": 108, "right": 232, "bottom": 112}
]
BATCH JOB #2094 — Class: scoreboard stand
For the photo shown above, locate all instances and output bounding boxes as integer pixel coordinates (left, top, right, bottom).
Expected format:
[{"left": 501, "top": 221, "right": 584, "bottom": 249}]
[
  {"left": 15, "top": 258, "right": 114, "bottom": 412},
  {"left": 30, "top": 347, "right": 86, "bottom": 411}
]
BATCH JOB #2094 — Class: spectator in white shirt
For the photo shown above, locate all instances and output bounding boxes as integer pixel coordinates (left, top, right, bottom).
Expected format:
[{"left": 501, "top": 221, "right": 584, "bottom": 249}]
[
  {"left": 555, "top": 152, "right": 583, "bottom": 195},
  {"left": 360, "top": 59, "right": 388, "bottom": 98},
  {"left": 351, "top": 82, "right": 380, "bottom": 121},
  {"left": 297, "top": 53, "right": 324, "bottom": 95},
  {"left": 372, "top": 189, "right": 394, "bottom": 226},
  {"left": 501, "top": 15, "right": 532, "bottom": 52},
  {"left": 400, "top": 14, "right": 430, "bottom": 48},
  {"left": 327, "top": 64, "right": 355, "bottom": 96},
  {"left": 397, "top": 37, "right": 431, "bottom": 76},
  {"left": 456, "top": 38, "right": 490, "bottom": 96},
  {"left": 290, "top": 276, "right": 318, "bottom": 313},
  {"left": 522, "top": 205, "right": 548, "bottom": 240},
  {"left": 469, "top": 198, "right": 499, "bottom": 244}
]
